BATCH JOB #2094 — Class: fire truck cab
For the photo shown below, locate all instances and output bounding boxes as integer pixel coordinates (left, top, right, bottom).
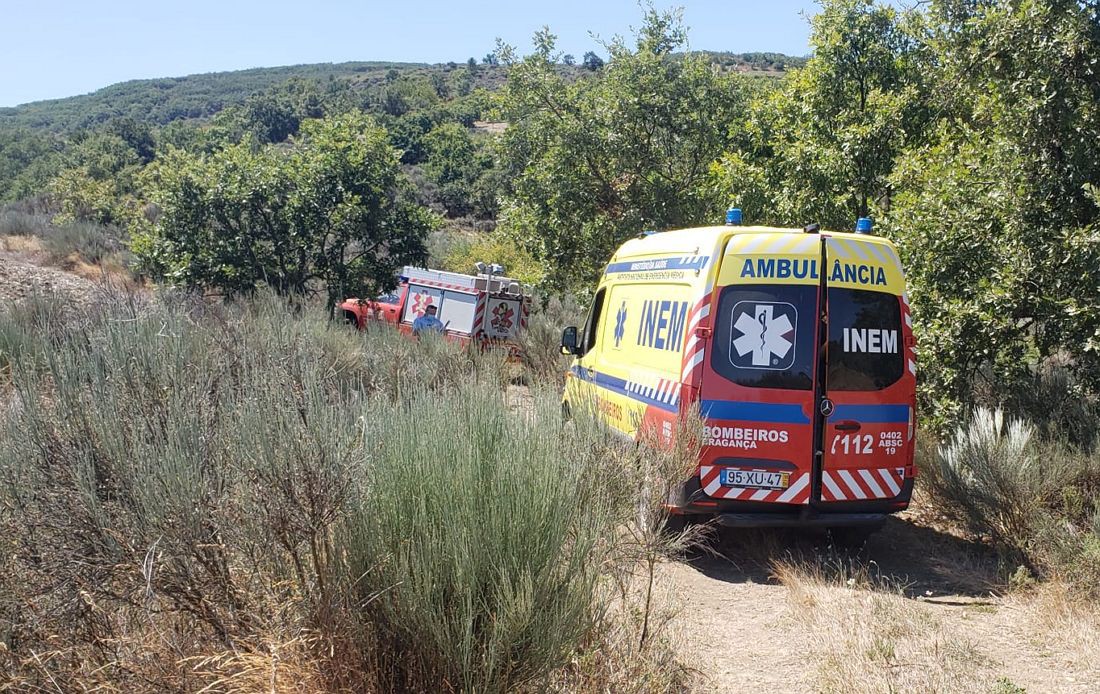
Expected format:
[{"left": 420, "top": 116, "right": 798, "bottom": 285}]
[
  {"left": 560, "top": 212, "right": 917, "bottom": 531},
  {"left": 340, "top": 266, "right": 531, "bottom": 349}
]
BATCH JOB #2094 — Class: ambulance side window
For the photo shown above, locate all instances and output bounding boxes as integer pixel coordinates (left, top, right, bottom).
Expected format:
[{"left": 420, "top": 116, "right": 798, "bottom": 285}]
[{"left": 581, "top": 288, "right": 607, "bottom": 356}]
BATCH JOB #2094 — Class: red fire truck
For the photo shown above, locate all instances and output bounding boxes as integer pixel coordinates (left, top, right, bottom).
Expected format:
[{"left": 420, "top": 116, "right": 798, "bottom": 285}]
[{"left": 339, "top": 266, "right": 531, "bottom": 350}]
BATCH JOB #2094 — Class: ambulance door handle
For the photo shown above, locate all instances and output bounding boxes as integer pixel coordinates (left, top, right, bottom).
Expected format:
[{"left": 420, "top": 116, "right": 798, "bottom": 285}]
[
  {"left": 834, "top": 420, "right": 861, "bottom": 431},
  {"left": 586, "top": 367, "right": 596, "bottom": 379}
]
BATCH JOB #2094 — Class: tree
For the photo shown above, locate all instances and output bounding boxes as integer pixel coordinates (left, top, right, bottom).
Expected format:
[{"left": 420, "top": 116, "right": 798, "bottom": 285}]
[
  {"left": 0, "top": 128, "right": 62, "bottom": 203},
  {"left": 49, "top": 126, "right": 147, "bottom": 225},
  {"left": 497, "top": 8, "right": 746, "bottom": 289},
  {"left": 712, "top": 0, "right": 930, "bottom": 229},
  {"left": 885, "top": 0, "right": 1100, "bottom": 422},
  {"left": 562, "top": 54, "right": 575, "bottom": 66},
  {"left": 135, "top": 113, "right": 437, "bottom": 313},
  {"left": 421, "top": 122, "right": 498, "bottom": 218},
  {"left": 582, "top": 51, "right": 605, "bottom": 71},
  {"left": 376, "top": 74, "right": 440, "bottom": 117}
]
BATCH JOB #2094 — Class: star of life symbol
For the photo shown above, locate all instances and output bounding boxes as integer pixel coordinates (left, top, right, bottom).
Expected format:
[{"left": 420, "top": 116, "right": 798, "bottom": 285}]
[
  {"left": 731, "top": 301, "right": 796, "bottom": 369},
  {"left": 412, "top": 292, "right": 435, "bottom": 317},
  {"left": 491, "top": 302, "right": 514, "bottom": 331},
  {"left": 613, "top": 301, "right": 627, "bottom": 348}
]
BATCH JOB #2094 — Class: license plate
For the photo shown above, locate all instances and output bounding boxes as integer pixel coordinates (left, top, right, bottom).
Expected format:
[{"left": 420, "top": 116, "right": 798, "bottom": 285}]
[{"left": 720, "top": 468, "right": 790, "bottom": 490}]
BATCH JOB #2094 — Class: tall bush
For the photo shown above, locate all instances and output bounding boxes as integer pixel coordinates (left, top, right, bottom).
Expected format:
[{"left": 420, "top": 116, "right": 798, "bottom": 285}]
[{"left": 0, "top": 292, "right": 683, "bottom": 691}]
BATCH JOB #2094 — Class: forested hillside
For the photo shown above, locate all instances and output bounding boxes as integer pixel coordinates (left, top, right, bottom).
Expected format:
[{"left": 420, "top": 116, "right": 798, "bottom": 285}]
[
  {"left": 0, "top": 51, "right": 799, "bottom": 133},
  {"left": 0, "top": 62, "right": 427, "bottom": 132}
]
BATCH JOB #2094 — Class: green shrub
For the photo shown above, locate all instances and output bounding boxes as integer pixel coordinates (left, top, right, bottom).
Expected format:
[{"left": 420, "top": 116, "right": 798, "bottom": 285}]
[
  {"left": 345, "top": 382, "right": 626, "bottom": 691},
  {"left": 0, "top": 210, "right": 51, "bottom": 236},
  {"left": 0, "top": 291, "right": 682, "bottom": 691},
  {"left": 518, "top": 295, "right": 583, "bottom": 386},
  {"left": 930, "top": 407, "right": 1100, "bottom": 593},
  {"left": 39, "top": 220, "right": 125, "bottom": 265},
  {"left": 935, "top": 408, "right": 1057, "bottom": 553}
]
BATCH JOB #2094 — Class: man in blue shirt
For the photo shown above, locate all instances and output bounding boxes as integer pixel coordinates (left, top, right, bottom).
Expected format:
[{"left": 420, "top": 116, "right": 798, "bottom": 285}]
[{"left": 411, "top": 303, "right": 445, "bottom": 336}]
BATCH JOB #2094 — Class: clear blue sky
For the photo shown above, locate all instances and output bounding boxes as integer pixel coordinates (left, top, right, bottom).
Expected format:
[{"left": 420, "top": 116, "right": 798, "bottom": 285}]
[{"left": 0, "top": 1, "right": 820, "bottom": 107}]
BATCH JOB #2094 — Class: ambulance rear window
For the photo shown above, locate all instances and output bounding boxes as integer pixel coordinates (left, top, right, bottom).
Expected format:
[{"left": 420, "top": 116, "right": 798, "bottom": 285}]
[
  {"left": 826, "top": 289, "right": 903, "bottom": 391},
  {"left": 711, "top": 284, "right": 817, "bottom": 391}
]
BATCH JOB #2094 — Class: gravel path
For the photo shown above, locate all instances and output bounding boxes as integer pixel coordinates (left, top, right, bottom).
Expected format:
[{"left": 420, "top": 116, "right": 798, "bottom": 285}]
[{"left": 0, "top": 250, "right": 101, "bottom": 308}]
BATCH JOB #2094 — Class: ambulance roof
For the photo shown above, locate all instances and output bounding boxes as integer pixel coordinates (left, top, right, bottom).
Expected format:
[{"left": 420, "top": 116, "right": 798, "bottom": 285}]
[{"left": 611, "top": 225, "right": 898, "bottom": 262}]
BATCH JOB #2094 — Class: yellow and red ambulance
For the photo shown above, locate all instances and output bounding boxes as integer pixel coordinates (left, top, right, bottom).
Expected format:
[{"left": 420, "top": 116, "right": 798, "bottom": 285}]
[{"left": 561, "top": 212, "right": 916, "bottom": 530}]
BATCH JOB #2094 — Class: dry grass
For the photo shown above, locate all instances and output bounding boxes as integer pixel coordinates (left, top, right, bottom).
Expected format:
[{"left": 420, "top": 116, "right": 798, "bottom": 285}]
[
  {"left": 549, "top": 552, "right": 692, "bottom": 694},
  {"left": 771, "top": 559, "right": 993, "bottom": 693},
  {"left": 0, "top": 293, "right": 692, "bottom": 692},
  {"left": 1011, "top": 582, "right": 1100, "bottom": 677},
  {"left": 0, "top": 234, "right": 43, "bottom": 253}
]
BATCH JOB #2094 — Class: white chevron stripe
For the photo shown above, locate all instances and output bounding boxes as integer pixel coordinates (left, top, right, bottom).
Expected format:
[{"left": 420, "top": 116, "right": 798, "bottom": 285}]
[
  {"left": 859, "top": 469, "right": 886, "bottom": 498},
  {"left": 735, "top": 235, "right": 772, "bottom": 255},
  {"left": 845, "top": 239, "right": 872, "bottom": 261},
  {"left": 863, "top": 241, "right": 891, "bottom": 267},
  {"left": 884, "top": 246, "right": 904, "bottom": 275},
  {"left": 904, "top": 314, "right": 912, "bottom": 328},
  {"left": 681, "top": 349, "right": 705, "bottom": 379},
  {"left": 822, "top": 472, "right": 846, "bottom": 500},
  {"left": 879, "top": 468, "right": 901, "bottom": 496},
  {"left": 750, "top": 489, "right": 772, "bottom": 501},
  {"left": 908, "top": 360, "right": 917, "bottom": 376},
  {"left": 683, "top": 307, "right": 709, "bottom": 339},
  {"left": 776, "top": 473, "right": 809, "bottom": 503},
  {"left": 791, "top": 236, "right": 818, "bottom": 254},
  {"left": 828, "top": 239, "right": 851, "bottom": 259},
  {"left": 766, "top": 236, "right": 794, "bottom": 254},
  {"left": 838, "top": 470, "right": 868, "bottom": 499},
  {"left": 683, "top": 334, "right": 700, "bottom": 355},
  {"left": 704, "top": 477, "right": 722, "bottom": 496}
]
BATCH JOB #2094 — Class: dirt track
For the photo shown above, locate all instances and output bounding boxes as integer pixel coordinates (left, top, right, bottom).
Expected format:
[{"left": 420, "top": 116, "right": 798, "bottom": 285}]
[
  {"left": 0, "top": 249, "right": 100, "bottom": 308},
  {"left": 664, "top": 510, "right": 1099, "bottom": 693}
]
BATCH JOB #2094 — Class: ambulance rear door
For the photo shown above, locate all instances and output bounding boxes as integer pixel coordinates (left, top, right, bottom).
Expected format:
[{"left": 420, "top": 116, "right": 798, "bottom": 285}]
[
  {"left": 817, "top": 236, "right": 916, "bottom": 508},
  {"left": 699, "top": 233, "right": 823, "bottom": 506}
]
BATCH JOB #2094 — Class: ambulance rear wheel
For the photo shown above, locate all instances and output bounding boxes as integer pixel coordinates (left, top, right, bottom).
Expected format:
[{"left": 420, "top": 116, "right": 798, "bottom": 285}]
[
  {"left": 827, "top": 524, "right": 879, "bottom": 550},
  {"left": 663, "top": 513, "right": 689, "bottom": 534}
]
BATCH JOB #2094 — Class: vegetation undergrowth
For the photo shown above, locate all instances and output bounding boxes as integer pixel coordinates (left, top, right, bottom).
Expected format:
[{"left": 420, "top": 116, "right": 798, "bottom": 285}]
[
  {"left": 0, "top": 290, "right": 689, "bottom": 692},
  {"left": 922, "top": 406, "right": 1100, "bottom": 597}
]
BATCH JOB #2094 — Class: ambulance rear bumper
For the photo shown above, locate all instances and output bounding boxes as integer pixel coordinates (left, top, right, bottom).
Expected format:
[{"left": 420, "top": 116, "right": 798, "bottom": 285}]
[
  {"left": 668, "top": 476, "right": 913, "bottom": 527},
  {"left": 715, "top": 512, "right": 887, "bottom": 529}
]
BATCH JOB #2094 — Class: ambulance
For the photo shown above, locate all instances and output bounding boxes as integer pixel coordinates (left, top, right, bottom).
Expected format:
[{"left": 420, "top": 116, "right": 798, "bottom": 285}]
[
  {"left": 340, "top": 265, "right": 530, "bottom": 350},
  {"left": 560, "top": 211, "right": 916, "bottom": 531}
]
